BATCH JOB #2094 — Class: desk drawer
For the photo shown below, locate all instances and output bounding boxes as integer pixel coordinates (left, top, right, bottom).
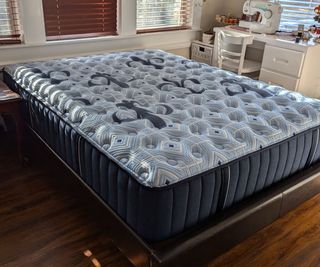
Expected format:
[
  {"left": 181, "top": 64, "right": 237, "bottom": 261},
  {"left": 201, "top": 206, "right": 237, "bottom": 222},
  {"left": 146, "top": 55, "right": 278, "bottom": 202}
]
[
  {"left": 262, "top": 46, "right": 305, "bottom": 78},
  {"left": 260, "top": 69, "right": 300, "bottom": 91}
]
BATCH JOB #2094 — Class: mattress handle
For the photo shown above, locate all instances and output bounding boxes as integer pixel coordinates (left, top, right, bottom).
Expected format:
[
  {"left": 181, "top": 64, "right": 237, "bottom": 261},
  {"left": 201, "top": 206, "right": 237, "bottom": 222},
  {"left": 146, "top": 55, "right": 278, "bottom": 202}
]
[
  {"left": 78, "top": 136, "right": 83, "bottom": 178},
  {"left": 220, "top": 166, "right": 231, "bottom": 210}
]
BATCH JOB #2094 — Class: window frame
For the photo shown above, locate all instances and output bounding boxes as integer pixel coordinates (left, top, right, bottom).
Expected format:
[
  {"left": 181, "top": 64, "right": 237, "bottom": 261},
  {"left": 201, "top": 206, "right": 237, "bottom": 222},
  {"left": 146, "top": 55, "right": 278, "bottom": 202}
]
[
  {"left": 0, "top": 0, "right": 199, "bottom": 46},
  {"left": 0, "top": 0, "right": 21, "bottom": 45},
  {"left": 41, "top": 0, "right": 118, "bottom": 41},
  {"left": 0, "top": 0, "right": 201, "bottom": 65},
  {"left": 136, "top": 0, "right": 193, "bottom": 34}
]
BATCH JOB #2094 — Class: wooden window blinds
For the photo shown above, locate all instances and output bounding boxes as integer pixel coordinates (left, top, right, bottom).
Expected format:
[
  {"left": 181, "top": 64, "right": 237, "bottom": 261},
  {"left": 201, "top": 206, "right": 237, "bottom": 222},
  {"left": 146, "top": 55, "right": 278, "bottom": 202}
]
[
  {"left": 137, "top": 0, "right": 192, "bottom": 33},
  {"left": 0, "top": 0, "right": 21, "bottom": 45},
  {"left": 42, "top": 0, "right": 117, "bottom": 41}
]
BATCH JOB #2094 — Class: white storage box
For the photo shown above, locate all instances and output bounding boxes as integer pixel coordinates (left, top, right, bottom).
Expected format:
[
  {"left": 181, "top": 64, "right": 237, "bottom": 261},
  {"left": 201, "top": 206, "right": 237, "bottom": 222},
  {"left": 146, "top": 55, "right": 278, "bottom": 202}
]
[{"left": 191, "top": 41, "right": 214, "bottom": 66}]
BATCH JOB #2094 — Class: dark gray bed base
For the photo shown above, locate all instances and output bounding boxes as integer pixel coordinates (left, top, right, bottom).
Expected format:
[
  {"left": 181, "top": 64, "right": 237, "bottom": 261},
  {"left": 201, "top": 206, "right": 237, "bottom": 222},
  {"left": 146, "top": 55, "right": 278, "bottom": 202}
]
[
  {"left": 4, "top": 71, "right": 320, "bottom": 266},
  {"left": 4, "top": 70, "right": 320, "bottom": 244},
  {"left": 26, "top": 126, "right": 320, "bottom": 267}
]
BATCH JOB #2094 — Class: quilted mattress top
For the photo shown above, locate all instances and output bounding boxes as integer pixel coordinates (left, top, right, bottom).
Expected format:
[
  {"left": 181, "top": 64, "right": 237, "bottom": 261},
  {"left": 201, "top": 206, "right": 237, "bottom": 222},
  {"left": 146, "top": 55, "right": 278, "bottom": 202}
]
[{"left": 5, "top": 50, "right": 320, "bottom": 187}]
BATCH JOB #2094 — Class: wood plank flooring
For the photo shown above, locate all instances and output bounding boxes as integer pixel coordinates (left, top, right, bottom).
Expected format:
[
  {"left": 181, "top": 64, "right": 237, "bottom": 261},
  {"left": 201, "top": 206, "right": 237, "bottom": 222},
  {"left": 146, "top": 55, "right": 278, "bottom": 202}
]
[
  {"left": 209, "top": 193, "right": 320, "bottom": 267},
  {"left": 0, "top": 130, "right": 133, "bottom": 267},
  {"left": 0, "top": 127, "right": 320, "bottom": 267}
]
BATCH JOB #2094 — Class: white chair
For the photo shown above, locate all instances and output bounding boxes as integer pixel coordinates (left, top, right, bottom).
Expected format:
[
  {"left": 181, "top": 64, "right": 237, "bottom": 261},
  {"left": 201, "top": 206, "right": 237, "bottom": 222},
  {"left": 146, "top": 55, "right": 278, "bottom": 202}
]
[{"left": 217, "top": 30, "right": 261, "bottom": 76}]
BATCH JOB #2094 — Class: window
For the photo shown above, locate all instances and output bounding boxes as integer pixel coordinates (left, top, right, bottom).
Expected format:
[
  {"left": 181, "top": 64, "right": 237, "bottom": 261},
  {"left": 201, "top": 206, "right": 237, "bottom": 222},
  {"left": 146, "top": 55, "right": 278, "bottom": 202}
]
[
  {"left": 137, "top": 0, "right": 192, "bottom": 33},
  {"left": 0, "top": 0, "right": 21, "bottom": 44},
  {"left": 42, "top": 0, "right": 117, "bottom": 41},
  {"left": 279, "top": 0, "right": 320, "bottom": 31}
]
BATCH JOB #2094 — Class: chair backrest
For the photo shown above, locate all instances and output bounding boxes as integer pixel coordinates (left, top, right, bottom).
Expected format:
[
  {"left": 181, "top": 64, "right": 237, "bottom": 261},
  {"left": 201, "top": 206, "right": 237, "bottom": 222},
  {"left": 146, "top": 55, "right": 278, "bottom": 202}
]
[{"left": 217, "top": 30, "right": 254, "bottom": 75}]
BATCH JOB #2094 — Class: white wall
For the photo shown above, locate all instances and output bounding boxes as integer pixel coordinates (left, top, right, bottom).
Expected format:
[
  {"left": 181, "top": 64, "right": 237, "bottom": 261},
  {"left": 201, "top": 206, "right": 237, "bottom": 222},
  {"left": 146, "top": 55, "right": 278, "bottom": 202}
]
[
  {"left": 200, "top": 0, "right": 246, "bottom": 32},
  {"left": 222, "top": 0, "right": 246, "bottom": 16},
  {"left": 0, "top": 30, "right": 199, "bottom": 65},
  {"left": 200, "top": 0, "right": 224, "bottom": 31},
  {"left": 169, "top": 47, "right": 192, "bottom": 58}
]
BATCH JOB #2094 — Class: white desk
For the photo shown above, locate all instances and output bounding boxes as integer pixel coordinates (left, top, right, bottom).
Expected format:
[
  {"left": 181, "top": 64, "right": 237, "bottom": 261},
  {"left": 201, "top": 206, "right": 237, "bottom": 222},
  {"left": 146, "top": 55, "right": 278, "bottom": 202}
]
[{"left": 213, "top": 26, "right": 320, "bottom": 98}]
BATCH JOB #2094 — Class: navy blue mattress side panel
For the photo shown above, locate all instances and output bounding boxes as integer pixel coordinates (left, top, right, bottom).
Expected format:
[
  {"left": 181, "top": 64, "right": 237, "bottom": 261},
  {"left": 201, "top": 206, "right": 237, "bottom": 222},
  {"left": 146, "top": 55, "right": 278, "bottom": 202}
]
[{"left": 4, "top": 72, "right": 320, "bottom": 242}]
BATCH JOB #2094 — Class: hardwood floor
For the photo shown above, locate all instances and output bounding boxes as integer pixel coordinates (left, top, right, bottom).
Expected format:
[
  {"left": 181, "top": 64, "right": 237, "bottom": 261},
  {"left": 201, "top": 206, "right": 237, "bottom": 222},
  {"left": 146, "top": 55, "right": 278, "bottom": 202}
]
[
  {"left": 0, "top": 126, "right": 320, "bottom": 267},
  {"left": 208, "top": 194, "right": 320, "bottom": 267},
  {"left": 0, "top": 129, "right": 132, "bottom": 267}
]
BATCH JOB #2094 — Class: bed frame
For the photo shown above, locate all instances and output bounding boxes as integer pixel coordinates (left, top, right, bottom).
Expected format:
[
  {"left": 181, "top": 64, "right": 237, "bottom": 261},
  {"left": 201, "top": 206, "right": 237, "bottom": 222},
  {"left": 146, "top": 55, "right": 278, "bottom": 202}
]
[
  {"left": 28, "top": 126, "right": 320, "bottom": 267},
  {"left": 4, "top": 72, "right": 320, "bottom": 266}
]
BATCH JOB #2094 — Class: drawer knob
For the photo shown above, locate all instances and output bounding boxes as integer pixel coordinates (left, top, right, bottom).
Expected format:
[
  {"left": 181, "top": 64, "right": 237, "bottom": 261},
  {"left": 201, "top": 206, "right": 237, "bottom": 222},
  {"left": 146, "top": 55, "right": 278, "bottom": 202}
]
[{"left": 273, "top": 58, "right": 289, "bottom": 64}]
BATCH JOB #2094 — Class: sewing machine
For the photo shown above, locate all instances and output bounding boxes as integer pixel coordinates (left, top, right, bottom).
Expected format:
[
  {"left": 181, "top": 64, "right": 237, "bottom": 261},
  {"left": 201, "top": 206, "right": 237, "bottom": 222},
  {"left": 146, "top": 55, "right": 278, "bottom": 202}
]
[{"left": 239, "top": 0, "right": 282, "bottom": 34}]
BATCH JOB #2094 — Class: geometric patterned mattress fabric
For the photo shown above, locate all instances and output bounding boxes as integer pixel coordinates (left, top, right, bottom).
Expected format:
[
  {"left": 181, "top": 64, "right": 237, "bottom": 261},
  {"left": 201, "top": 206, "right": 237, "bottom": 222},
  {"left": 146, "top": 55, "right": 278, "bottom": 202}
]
[{"left": 5, "top": 50, "right": 320, "bottom": 187}]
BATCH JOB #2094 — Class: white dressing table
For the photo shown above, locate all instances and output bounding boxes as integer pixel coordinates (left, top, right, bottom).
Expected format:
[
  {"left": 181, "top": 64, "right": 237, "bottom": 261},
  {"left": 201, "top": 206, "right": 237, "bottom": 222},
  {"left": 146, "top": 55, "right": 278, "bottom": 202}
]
[{"left": 213, "top": 26, "right": 320, "bottom": 98}]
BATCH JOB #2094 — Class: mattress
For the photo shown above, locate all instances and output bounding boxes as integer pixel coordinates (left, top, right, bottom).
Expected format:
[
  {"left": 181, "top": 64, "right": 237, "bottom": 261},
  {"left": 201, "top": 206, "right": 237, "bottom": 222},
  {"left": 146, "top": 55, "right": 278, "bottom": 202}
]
[{"left": 4, "top": 49, "right": 320, "bottom": 241}]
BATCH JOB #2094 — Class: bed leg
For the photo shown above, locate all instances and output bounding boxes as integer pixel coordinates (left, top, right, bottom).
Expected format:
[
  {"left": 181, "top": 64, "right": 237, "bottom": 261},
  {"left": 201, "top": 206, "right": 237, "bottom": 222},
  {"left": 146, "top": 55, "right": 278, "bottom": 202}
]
[{"left": 149, "top": 257, "right": 156, "bottom": 267}]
